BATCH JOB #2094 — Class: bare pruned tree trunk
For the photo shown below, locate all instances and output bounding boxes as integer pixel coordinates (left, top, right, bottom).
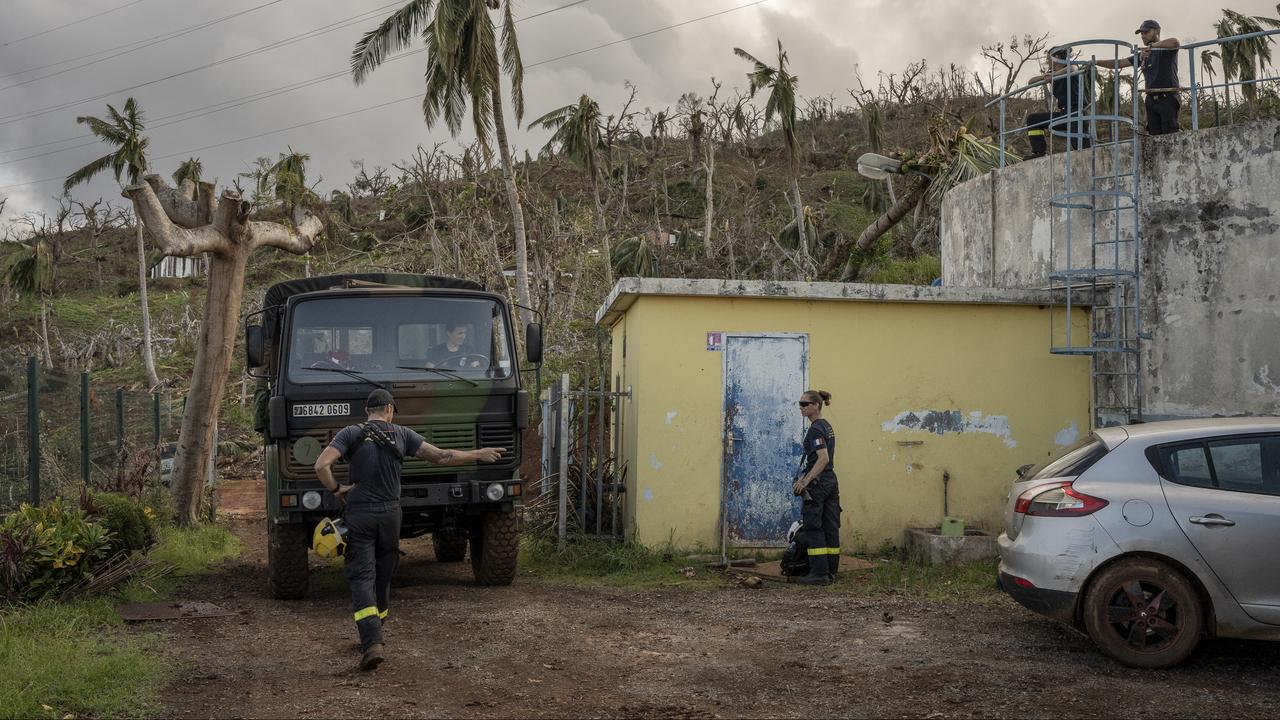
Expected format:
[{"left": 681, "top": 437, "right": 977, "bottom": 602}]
[
  {"left": 124, "top": 175, "right": 322, "bottom": 525},
  {"left": 703, "top": 141, "right": 716, "bottom": 260},
  {"left": 491, "top": 87, "right": 532, "bottom": 328},
  {"left": 135, "top": 218, "right": 161, "bottom": 390}
]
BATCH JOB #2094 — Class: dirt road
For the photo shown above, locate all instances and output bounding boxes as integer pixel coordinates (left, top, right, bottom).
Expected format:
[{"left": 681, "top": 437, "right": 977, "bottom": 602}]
[{"left": 154, "top": 483, "right": 1280, "bottom": 718}]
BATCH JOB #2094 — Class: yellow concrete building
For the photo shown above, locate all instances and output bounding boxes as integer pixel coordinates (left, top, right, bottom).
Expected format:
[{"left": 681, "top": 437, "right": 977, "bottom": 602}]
[{"left": 595, "top": 279, "right": 1092, "bottom": 552}]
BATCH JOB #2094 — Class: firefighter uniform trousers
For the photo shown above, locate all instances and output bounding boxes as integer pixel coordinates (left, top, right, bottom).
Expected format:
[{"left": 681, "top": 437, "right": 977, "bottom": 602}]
[
  {"left": 343, "top": 501, "right": 402, "bottom": 651},
  {"left": 800, "top": 473, "right": 841, "bottom": 575}
]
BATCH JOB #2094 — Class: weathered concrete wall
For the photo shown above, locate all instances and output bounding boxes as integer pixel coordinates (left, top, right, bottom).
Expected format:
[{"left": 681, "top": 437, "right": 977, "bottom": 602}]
[
  {"left": 942, "top": 119, "right": 1280, "bottom": 418},
  {"left": 1141, "top": 121, "right": 1280, "bottom": 418},
  {"left": 941, "top": 147, "right": 1134, "bottom": 288}
]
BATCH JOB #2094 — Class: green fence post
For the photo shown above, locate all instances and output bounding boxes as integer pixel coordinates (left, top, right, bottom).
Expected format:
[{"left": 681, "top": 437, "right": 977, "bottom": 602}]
[
  {"left": 81, "top": 371, "right": 90, "bottom": 485},
  {"left": 116, "top": 387, "right": 125, "bottom": 460},
  {"left": 27, "top": 356, "right": 39, "bottom": 506}
]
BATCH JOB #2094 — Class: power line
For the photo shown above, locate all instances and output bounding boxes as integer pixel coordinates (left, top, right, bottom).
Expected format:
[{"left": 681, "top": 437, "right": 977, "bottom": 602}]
[
  {"left": 0, "top": 1, "right": 406, "bottom": 126},
  {"left": 0, "top": 0, "right": 770, "bottom": 194},
  {"left": 0, "top": 0, "right": 286, "bottom": 92},
  {"left": 0, "top": 0, "right": 151, "bottom": 49},
  {"left": 526, "top": 0, "right": 772, "bottom": 68},
  {"left": 0, "top": 0, "right": 591, "bottom": 159}
]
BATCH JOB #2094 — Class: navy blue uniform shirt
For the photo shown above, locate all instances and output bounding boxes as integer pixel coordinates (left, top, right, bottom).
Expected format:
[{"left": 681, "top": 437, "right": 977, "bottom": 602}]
[
  {"left": 329, "top": 420, "right": 425, "bottom": 505},
  {"left": 802, "top": 418, "right": 836, "bottom": 476}
]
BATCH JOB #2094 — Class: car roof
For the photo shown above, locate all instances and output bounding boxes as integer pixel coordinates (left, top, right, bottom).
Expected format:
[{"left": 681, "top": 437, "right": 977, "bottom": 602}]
[{"left": 1103, "top": 417, "right": 1280, "bottom": 447}]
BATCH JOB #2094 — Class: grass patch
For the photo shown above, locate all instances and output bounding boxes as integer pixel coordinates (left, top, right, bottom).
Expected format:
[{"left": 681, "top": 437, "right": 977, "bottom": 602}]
[
  {"left": 0, "top": 523, "right": 240, "bottom": 719},
  {"left": 838, "top": 557, "right": 1001, "bottom": 603},
  {"left": 861, "top": 254, "right": 942, "bottom": 285},
  {"left": 520, "top": 537, "right": 727, "bottom": 589}
]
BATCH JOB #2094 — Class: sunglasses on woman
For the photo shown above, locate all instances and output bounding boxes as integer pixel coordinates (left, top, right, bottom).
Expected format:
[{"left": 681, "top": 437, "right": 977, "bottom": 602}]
[{"left": 797, "top": 400, "right": 815, "bottom": 407}]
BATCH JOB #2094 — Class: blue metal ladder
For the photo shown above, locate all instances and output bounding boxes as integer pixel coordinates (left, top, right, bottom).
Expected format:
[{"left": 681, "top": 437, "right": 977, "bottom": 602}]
[{"left": 1045, "top": 40, "right": 1146, "bottom": 427}]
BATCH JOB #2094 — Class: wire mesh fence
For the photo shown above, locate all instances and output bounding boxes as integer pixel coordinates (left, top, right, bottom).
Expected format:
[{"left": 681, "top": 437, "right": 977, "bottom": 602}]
[{"left": 0, "top": 357, "right": 182, "bottom": 513}]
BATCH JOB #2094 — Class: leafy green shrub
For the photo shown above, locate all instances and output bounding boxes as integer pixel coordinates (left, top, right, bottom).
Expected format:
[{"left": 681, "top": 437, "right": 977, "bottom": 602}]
[
  {"left": 0, "top": 500, "right": 113, "bottom": 603},
  {"left": 89, "top": 493, "right": 156, "bottom": 556}
]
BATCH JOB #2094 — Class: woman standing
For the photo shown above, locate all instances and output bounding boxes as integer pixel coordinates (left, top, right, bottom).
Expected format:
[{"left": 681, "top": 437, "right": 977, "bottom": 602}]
[{"left": 793, "top": 389, "right": 840, "bottom": 585}]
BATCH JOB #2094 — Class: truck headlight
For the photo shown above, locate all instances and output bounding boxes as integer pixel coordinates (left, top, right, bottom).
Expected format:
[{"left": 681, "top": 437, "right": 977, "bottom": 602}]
[
  {"left": 302, "top": 491, "right": 322, "bottom": 510},
  {"left": 485, "top": 483, "right": 505, "bottom": 501}
]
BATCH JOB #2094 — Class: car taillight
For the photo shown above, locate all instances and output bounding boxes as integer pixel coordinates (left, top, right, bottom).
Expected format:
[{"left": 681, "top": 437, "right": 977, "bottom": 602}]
[{"left": 1014, "top": 481, "right": 1108, "bottom": 517}]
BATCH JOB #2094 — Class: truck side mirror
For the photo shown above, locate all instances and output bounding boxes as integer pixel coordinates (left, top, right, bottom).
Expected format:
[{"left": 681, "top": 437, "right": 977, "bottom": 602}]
[
  {"left": 1016, "top": 463, "right": 1034, "bottom": 478},
  {"left": 525, "top": 323, "right": 543, "bottom": 365},
  {"left": 268, "top": 396, "right": 288, "bottom": 441},
  {"left": 246, "top": 324, "right": 266, "bottom": 368}
]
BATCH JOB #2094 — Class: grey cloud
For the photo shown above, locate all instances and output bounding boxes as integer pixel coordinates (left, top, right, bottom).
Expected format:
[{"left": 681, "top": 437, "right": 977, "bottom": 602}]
[{"left": 0, "top": 0, "right": 1256, "bottom": 228}]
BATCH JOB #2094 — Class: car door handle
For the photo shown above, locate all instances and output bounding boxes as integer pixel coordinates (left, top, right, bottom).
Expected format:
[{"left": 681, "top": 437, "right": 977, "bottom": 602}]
[{"left": 1189, "top": 515, "right": 1236, "bottom": 527}]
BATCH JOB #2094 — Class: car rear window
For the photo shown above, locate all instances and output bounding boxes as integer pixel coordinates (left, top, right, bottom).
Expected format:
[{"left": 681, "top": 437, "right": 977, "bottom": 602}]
[{"left": 1028, "top": 436, "right": 1108, "bottom": 481}]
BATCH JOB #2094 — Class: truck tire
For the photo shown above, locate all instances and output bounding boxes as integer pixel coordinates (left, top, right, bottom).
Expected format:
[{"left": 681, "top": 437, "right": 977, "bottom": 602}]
[
  {"left": 268, "top": 521, "right": 310, "bottom": 600},
  {"left": 432, "top": 531, "right": 468, "bottom": 563},
  {"left": 470, "top": 511, "right": 519, "bottom": 586}
]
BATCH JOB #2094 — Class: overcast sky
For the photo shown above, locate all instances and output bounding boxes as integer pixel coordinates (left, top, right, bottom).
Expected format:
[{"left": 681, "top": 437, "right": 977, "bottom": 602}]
[{"left": 0, "top": 0, "right": 1264, "bottom": 229}]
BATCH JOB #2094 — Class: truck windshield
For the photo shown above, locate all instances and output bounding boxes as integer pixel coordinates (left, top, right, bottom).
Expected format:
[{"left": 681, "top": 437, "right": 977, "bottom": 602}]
[{"left": 286, "top": 295, "right": 513, "bottom": 385}]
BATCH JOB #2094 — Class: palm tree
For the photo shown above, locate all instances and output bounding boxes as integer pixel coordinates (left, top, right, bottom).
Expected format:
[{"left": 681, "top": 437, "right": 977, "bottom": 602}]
[
  {"left": 172, "top": 157, "right": 203, "bottom": 187},
  {"left": 269, "top": 147, "right": 313, "bottom": 215},
  {"left": 1216, "top": 8, "right": 1280, "bottom": 105},
  {"left": 530, "top": 94, "right": 611, "bottom": 282},
  {"left": 63, "top": 97, "right": 160, "bottom": 390},
  {"left": 1201, "top": 49, "right": 1224, "bottom": 125},
  {"left": 351, "top": 0, "right": 534, "bottom": 322},
  {"left": 819, "top": 116, "right": 1008, "bottom": 279},
  {"left": 3, "top": 238, "right": 54, "bottom": 368},
  {"left": 734, "top": 40, "right": 807, "bottom": 265}
]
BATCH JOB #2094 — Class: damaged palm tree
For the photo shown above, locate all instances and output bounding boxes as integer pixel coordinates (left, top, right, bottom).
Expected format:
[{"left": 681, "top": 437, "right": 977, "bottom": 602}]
[
  {"left": 123, "top": 174, "right": 323, "bottom": 525},
  {"left": 820, "top": 115, "right": 1007, "bottom": 279}
]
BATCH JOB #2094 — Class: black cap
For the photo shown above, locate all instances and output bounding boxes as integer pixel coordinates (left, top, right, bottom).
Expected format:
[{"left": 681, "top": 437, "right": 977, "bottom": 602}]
[
  {"left": 365, "top": 388, "right": 397, "bottom": 412},
  {"left": 1135, "top": 19, "right": 1160, "bottom": 33}
]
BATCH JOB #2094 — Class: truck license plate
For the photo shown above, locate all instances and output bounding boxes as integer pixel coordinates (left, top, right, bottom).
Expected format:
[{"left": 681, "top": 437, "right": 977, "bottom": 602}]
[{"left": 291, "top": 402, "right": 351, "bottom": 418}]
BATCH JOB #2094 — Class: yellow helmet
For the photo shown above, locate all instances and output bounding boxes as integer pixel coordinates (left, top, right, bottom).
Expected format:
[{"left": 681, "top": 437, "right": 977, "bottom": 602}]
[{"left": 312, "top": 517, "right": 348, "bottom": 558}]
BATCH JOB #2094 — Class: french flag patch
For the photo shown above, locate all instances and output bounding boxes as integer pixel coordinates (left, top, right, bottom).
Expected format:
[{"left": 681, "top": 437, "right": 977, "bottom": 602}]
[{"left": 814, "top": 437, "right": 825, "bottom": 447}]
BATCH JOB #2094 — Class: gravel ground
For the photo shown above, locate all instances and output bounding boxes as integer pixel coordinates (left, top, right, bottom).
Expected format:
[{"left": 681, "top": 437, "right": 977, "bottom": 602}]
[{"left": 152, "top": 483, "right": 1280, "bottom": 719}]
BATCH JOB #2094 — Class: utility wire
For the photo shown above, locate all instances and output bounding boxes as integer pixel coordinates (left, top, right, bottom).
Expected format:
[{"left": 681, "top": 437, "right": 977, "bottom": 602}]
[
  {"left": 0, "top": 1, "right": 406, "bottom": 125},
  {"left": 0, "top": 0, "right": 151, "bottom": 49},
  {"left": 0, "top": 0, "right": 287, "bottom": 91},
  {"left": 0, "top": 0, "right": 770, "bottom": 193},
  {"left": 0, "top": 0, "right": 591, "bottom": 159}
]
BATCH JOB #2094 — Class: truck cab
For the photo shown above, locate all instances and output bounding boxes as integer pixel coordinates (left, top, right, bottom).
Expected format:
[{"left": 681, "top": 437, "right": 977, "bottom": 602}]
[{"left": 246, "top": 273, "right": 540, "bottom": 598}]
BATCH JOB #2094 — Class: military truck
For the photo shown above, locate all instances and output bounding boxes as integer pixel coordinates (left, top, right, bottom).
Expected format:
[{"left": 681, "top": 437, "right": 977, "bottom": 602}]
[{"left": 245, "top": 273, "right": 540, "bottom": 599}]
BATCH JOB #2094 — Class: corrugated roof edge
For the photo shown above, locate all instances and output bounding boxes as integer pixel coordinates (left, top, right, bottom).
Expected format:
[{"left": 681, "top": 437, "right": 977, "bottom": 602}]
[{"left": 594, "top": 278, "right": 1099, "bottom": 326}]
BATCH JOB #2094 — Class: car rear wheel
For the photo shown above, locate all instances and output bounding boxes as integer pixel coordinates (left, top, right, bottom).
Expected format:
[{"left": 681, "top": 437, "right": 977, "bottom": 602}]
[{"left": 1082, "top": 558, "right": 1203, "bottom": 668}]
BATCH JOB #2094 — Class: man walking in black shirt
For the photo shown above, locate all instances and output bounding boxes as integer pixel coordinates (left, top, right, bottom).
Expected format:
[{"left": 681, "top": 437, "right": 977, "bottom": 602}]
[
  {"left": 314, "top": 388, "right": 505, "bottom": 671},
  {"left": 1096, "top": 19, "right": 1182, "bottom": 135}
]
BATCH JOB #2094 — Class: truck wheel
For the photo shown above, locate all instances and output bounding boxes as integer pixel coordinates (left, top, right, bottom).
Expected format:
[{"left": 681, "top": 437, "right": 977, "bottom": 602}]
[
  {"left": 1082, "top": 558, "right": 1203, "bottom": 668},
  {"left": 470, "top": 511, "right": 519, "bottom": 586},
  {"left": 432, "top": 531, "right": 468, "bottom": 563},
  {"left": 268, "top": 521, "right": 310, "bottom": 600}
]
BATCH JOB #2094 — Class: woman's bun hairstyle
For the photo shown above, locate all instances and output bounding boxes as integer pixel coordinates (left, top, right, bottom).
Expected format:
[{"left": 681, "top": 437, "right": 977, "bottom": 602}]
[{"left": 804, "top": 389, "right": 832, "bottom": 406}]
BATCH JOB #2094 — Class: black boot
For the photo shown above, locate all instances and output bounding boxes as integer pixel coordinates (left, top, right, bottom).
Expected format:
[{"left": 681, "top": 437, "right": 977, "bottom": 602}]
[
  {"left": 795, "top": 553, "right": 831, "bottom": 586},
  {"left": 828, "top": 552, "right": 840, "bottom": 582}
]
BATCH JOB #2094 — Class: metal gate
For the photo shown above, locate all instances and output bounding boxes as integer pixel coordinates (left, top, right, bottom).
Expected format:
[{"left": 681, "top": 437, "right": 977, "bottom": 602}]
[{"left": 534, "top": 372, "right": 630, "bottom": 539}]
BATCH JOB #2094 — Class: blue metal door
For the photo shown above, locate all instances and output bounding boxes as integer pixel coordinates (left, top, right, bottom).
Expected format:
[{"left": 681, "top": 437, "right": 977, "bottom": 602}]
[{"left": 722, "top": 334, "right": 807, "bottom": 547}]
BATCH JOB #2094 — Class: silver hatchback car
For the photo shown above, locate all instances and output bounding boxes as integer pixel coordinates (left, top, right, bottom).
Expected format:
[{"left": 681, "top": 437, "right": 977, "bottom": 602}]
[{"left": 998, "top": 418, "right": 1280, "bottom": 668}]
